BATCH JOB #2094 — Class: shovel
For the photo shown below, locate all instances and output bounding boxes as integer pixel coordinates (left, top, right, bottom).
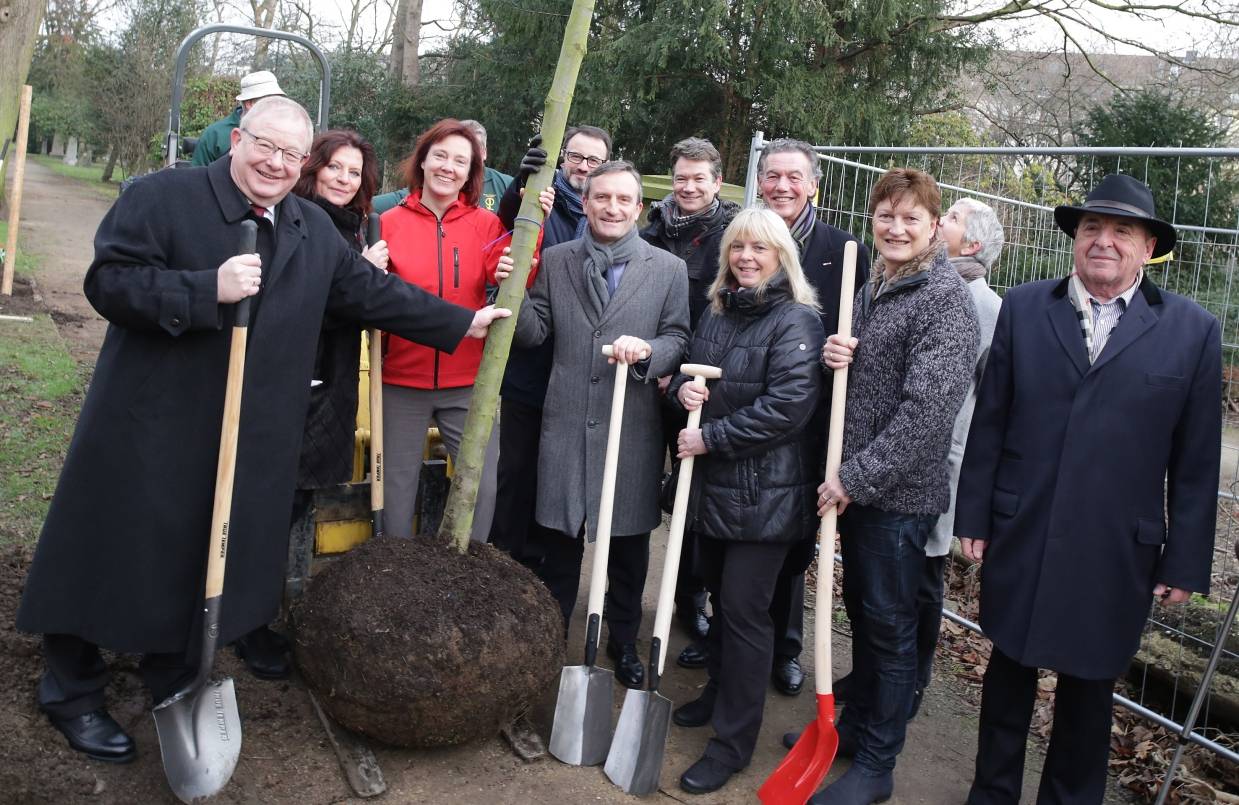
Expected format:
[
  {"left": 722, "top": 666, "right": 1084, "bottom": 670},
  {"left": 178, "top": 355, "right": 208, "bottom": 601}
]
[
  {"left": 153, "top": 220, "right": 256, "bottom": 802},
  {"left": 548, "top": 343, "right": 630, "bottom": 766},
  {"left": 366, "top": 212, "right": 386, "bottom": 537},
  {"left": 605, "top": 361, "right": 723, "bottom": 795},
  {"left": 758, "top": 239, "right": 857, "bottom": 805}
]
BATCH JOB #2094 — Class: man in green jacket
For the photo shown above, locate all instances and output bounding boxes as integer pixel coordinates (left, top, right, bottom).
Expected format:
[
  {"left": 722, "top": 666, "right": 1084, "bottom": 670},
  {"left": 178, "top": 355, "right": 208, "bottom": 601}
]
[
  {"left": 191, "top": 70, "right": 286, "bottom": 166},
  {"left": 373, "top": 119, "right": 513, "bottom": 214}
]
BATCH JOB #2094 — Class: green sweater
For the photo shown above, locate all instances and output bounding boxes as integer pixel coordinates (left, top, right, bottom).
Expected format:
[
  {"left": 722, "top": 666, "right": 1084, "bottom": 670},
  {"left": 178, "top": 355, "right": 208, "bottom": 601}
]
[{"left": 191, "top": 107, "right": 242, "bottom": 167}]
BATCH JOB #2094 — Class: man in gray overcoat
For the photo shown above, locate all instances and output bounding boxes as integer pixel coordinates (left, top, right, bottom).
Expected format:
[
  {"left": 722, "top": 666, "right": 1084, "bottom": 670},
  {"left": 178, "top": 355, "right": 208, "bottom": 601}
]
[
  {"left": 17, "top": 97, "right": 508, "bottom": 763},
  {"left": 956, "top": 174, "right": 1221, "bottom": 803},
  {"left": 513, "top": 160, "right": 690, "bottom": 689}
]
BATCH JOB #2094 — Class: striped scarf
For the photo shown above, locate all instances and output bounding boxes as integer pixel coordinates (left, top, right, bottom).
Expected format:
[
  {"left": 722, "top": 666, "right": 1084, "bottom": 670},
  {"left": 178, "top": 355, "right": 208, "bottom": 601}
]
[
  {"left": 1067, "top": 271, "right": 1138, "bottom": 364},
  {"left": 789, "top": 201, "right": 816, "bottom": 256}
]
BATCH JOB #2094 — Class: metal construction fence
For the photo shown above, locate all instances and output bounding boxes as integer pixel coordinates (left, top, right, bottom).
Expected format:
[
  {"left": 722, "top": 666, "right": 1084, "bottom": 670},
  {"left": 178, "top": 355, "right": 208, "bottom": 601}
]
[{"left": 742, "top": 133, "right": 1239, "bottom": 789}]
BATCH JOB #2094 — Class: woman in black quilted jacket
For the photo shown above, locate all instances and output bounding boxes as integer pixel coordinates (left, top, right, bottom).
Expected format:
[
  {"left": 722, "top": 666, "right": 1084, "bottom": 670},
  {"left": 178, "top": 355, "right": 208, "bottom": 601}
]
[{"left": 668, "top": 207, "right": 825, "bottom": 795}]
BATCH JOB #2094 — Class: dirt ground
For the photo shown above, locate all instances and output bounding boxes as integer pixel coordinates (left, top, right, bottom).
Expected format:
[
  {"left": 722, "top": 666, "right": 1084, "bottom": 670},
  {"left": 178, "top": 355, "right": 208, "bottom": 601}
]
[{"left": 0, "top": 158, "right": 1142, "bottom": 804}]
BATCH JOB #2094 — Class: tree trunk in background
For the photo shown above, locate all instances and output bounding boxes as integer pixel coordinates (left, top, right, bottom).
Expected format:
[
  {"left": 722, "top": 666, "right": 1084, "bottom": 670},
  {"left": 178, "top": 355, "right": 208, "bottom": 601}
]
[
  {"left": 249, "top": 0, "right": 278, "bottom": 64},
  {"left": 437, "top": 0, "right": 597, "bottom": 552},
  {"left": 102, "top": 147, "right": 117, "bottom": 183},
  {"left": 0, "top": 0, "right": 46, "bottom": 199},
  {"left": 389, "top": 0, "right": 422, "bottom": 86}
]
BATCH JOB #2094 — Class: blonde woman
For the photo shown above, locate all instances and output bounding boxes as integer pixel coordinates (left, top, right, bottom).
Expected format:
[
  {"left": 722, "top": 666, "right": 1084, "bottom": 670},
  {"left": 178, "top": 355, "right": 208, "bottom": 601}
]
[{"left": 668, "top": 207, "right": 825, "bottom": 794}]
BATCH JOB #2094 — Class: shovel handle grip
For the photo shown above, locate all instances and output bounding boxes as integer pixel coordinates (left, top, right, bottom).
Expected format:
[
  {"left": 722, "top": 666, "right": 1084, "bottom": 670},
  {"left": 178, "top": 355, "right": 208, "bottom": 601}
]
[
  {"left": 583, "top": 347, "right": 629, "bottom": 652},
  {"left": 649, "top": 365, "right": 722, "bottom": 681},
  {"left": 814, "top": 240, "right": 857, "bottom": 697},
  {"left": 234, "top": 220, "right": 257, "bottom": 328}
]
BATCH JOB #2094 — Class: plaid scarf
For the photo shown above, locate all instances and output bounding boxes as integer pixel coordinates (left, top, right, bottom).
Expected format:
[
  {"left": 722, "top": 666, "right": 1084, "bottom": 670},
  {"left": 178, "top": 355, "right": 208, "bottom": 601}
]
[
  {"left": 1067, "top": 271, "right": 1139, "bottom": 364},
  {"left": 659, "top": 194, "right": 720, "bottom": 239}
]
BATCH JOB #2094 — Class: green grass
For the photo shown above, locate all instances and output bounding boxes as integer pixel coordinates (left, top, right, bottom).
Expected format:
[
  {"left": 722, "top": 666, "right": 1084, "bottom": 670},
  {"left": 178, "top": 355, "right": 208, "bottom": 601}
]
[
  {"left": 0, "top": 220, "right": 40, "bottom": 277},
  {"left": 30, "top": 154, "right": 126, "bottom": 199},
  {"left": 0, "top": 312, "right": 83, "bottom": 546}
]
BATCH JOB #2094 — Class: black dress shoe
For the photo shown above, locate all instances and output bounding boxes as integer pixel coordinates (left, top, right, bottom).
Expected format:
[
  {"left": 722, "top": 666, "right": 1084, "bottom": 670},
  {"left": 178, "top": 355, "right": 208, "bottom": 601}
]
[
  {"left": 677, "top": 605, "right": 709, "bottom": 642},
  {"left": 781, "top": 725, "right": 857, "bottom": 757},
  {"left": 671, "top": 690, "right": 716, "bottom": 727},
  {"left": 679, "top": 755, "right": 737, "bottom": 794},
  {"left": 606, "top": 642, "right": 645, "bottom": 689},
  {"left": 771, "top": 655, "right": 804, "bottom": 696},
  {"left": 234, "top": 625, "right": 291, "bottom": 680},
  {"left": 677, "top": 641, "right": 708, "bottom": 669},
  {"left": 48, "top": 709, "right": 136, "bottom": 763}
]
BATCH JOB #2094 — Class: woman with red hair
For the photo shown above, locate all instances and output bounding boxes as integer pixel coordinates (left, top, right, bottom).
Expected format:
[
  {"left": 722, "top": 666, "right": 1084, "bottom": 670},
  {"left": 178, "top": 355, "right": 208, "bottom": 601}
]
[{"left": 380, "top": 118, "right": 506, "bottom": 541}]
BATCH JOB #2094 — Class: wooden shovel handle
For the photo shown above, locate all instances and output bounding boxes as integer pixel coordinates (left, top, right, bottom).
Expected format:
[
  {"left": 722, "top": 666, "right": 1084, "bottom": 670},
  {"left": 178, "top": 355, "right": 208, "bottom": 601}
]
[
  {"left": 366, "top": 213, "right": 385, "bottom": 531},
  {"left": 583, "top": 345, "right": 629, "bottom": 660},
  {"left": 649, "top": 364, "right": 722, "bottom": 683},
  {"left": 204, "top": 220, "right": 256, "bottom": 602},
  {"left": 815, "top": 240, "right": 857, "bottom": 696}
]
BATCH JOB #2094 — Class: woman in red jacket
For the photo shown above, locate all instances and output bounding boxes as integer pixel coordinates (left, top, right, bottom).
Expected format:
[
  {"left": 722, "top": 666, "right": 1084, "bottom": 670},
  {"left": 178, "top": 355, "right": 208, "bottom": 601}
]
[{"left": 381, "top": 118, "right": 507, "bottom": 541}]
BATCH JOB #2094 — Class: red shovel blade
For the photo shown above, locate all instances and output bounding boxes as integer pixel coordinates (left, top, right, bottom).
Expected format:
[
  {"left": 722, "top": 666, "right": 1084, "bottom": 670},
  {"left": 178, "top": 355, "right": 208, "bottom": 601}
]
[{"left": 758, "top": 693, "right": 838, "bottom": 805}]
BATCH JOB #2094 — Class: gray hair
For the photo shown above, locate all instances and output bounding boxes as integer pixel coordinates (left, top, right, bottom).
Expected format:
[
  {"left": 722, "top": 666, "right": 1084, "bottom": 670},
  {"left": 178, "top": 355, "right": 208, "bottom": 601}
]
[
  {"left": 956, "top": 198, "right": 1005, "bottom": 270},
  {"left": 240, "top": 96, "right": 313, "bottom": 149},
  {"left": 583, "top": 160, "right": 642, "bottom": 198},
  {"left": 460, "top": 119, "right": 487, "bottom": 148},
  {"left": 757, "top": 138, "right": 822, "bottom": 182},
  {"left": 669, "top": 137, "right": 722, "bottom": 180}
]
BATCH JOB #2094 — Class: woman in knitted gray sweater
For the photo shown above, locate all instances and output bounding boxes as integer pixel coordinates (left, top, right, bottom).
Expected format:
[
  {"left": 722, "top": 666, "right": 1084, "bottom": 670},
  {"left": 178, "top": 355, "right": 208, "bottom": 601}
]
[{"left": 813, "top": 168, "right": 979, "bottom": 805}]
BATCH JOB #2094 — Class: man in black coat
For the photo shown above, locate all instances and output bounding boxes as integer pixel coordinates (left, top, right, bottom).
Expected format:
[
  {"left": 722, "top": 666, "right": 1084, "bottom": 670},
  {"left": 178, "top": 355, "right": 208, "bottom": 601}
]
[
  {"left": 755, "top": 138, "right": 870, "bottom": 695},
  {"left": 640, "top": 136, "right": 739, "bottom": 661},
  {"left": 956, "top": 174, "right": 1221, "bottom": 804},
  {"left": 16, "top": 97, "right": 508, "bottom": 763}
]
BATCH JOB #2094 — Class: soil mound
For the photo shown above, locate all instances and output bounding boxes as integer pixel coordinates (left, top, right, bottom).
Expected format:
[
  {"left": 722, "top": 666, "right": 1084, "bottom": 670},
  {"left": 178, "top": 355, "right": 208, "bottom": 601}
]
[{"left": 293, "top": 536, "right": 564, "bottom": 748}]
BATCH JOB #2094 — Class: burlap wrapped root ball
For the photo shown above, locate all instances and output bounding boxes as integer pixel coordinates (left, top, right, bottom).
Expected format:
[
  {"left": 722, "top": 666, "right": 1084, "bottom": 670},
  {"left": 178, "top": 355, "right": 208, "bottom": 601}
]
[{"left": 293, "top": 536, "right": 565, "bottom": 747}]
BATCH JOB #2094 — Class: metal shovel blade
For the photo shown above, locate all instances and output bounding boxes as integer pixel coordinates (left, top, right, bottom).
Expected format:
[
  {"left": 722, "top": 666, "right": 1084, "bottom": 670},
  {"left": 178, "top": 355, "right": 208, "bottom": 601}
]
[
  {"left": 604, "top": 688, "right": 671, "bottom": 796},
  {"left": 548, "top": 664, "right": 614, "bottom": 765},
  {"left": 153, "top": 676, "right": 243, "bottom": 803}
]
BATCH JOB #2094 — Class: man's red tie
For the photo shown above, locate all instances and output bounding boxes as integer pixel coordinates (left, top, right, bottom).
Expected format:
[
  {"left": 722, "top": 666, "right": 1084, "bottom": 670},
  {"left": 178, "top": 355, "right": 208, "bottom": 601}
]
[{"left": 251, "top": 203, "right": 268, "bottom": 220}]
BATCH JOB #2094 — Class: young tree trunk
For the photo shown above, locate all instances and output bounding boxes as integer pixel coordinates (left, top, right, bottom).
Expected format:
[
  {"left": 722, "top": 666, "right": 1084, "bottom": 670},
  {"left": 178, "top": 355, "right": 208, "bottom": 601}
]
[
  {"left": 0, "top": 0, "right": 46, "bottom": 198},
  {"left": 438, "top": 0, "right": 597, "bottom": 552},
  {"left": 102, "top": 147, "right": 118, "bottom": 183}
]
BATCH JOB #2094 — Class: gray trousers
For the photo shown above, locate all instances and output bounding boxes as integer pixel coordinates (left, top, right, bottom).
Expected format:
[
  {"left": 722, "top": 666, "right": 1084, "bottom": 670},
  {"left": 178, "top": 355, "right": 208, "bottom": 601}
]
[{"left": 382, "top": 384, "right": 498, "bottom": 542}]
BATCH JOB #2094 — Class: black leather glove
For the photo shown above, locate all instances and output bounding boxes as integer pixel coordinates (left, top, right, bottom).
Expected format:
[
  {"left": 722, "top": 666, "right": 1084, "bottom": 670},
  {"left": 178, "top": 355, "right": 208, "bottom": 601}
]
[{"left": 517, "top": 134, "right": 547, "bottom": 186}]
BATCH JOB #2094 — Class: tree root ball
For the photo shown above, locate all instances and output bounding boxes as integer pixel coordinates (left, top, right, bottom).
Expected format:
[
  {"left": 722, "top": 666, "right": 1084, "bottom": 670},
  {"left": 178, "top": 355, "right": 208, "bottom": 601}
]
[{"left": 292, "top": 537, "right": 565, "bottom": 748}]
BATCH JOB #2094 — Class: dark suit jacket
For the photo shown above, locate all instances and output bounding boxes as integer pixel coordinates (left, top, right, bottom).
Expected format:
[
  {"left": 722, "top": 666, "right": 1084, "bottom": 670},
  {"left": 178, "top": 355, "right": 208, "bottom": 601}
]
[
  {"left": 17, "top": 157, "right": 473, "bottom": 652},
  {"left": 954, "top": 276, "right": 1221, "bottom": 679},
  {"left": 801, "top": 219, "right": 870, "bottom": 339}
]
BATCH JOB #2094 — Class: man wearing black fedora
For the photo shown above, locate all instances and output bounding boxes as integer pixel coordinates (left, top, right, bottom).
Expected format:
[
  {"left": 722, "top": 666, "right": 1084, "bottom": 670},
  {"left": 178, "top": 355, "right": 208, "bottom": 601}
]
[{"left": 954, "top": 173, "right": 1221, "bottom": 804}]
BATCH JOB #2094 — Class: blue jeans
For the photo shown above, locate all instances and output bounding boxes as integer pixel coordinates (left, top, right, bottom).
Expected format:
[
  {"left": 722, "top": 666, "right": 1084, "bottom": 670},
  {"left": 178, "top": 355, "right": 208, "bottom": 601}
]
[{"left": 838, "top": 504, "right": 937, "bottom": 773}]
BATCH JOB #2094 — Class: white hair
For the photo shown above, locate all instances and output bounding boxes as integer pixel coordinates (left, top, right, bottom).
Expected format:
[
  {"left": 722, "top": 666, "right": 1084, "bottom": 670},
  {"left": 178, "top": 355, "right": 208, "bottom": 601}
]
[{"left": 956, "top": 198, "right": 1005, "bottom": 270}]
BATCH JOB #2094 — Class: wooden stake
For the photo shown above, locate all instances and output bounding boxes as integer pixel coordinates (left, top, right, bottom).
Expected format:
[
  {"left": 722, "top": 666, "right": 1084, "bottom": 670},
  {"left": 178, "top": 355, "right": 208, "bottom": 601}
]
[
  {"left": 3, "top": 85, "right": 33, "bottom": 297},
  {"left": 437, "top": 0, "right": 597, "bottom": 552}
]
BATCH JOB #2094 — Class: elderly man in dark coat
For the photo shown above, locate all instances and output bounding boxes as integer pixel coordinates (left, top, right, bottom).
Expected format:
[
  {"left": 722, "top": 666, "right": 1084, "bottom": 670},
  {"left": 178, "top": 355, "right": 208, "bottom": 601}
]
[
  {"left": 16, "top": 96, "right": 508, "bottom": 763},
  {"left": 513, "top": 160, "right": 690, "bottom": 690},
  {"left": 955, "top": 173, "right": 1222, "bottom": 804}
]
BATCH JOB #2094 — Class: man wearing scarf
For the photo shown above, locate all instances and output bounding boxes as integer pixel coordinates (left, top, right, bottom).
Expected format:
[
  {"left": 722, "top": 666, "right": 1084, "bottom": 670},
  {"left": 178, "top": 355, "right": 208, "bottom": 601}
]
[
  {"left": 641, "top": 137, "right": 739, "bottom": 668},
  {"left": 756, "top": 138, "right": 871, "bottom": 697},
  {"left": 956, "top": 174, "right": 1220, "bottom": 804},
  {"left": 489, "top": 126, "right": 612, "bottom": 570},
  {"left": 513, "top": 161, "right": 690, "bottom": 690}
]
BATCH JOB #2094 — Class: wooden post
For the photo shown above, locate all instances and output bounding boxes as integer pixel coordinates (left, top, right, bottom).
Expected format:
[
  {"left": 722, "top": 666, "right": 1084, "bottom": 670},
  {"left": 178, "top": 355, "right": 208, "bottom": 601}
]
[{"left": 3, "top": 85, "right": 33, "bottom": 297}]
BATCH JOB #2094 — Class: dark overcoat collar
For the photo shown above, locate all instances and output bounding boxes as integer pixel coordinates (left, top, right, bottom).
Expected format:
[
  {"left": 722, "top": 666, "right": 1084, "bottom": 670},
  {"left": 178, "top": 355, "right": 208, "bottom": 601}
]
[
  {"left": 207, "top": 156, "right": 308, "bottom": 294},
  {"left": 1047, "top": 273, "right": 1164, "bottom": 377}
]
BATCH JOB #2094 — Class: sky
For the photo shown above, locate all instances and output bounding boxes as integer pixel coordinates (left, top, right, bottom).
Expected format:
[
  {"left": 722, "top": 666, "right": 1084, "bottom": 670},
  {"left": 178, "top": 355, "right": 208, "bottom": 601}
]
[{"left": 170, "top": 0, "right": 1233, "bottom": 62}]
